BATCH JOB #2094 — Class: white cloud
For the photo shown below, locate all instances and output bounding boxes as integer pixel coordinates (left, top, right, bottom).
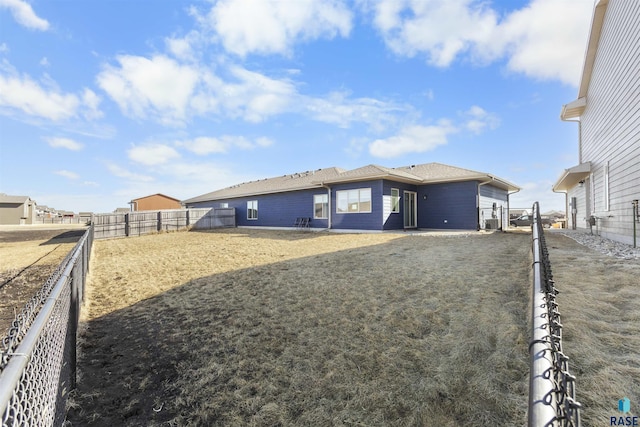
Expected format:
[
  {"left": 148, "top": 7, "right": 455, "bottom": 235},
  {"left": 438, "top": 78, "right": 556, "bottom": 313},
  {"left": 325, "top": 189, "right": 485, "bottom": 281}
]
[
  {"left": 106, "top": 163, "right": 154, "bottom": 182},
  {"left": 492, "top": 0, "right": 594, "bottom": 85},
  {"left": 39, "top": 57, "right": 49, "bottom": 67},
  {"left": 205, "top": 0, "right": 352, "bottom": 56},
  {"left": 178, "top": 137, "right": 227, "bottom": 155},
  {"left": 128, "top": 143, "right": 181, "bottom": 166},
  {"left": 81, "top": 88, "right": 103, "bottom": 119},
  {"left": 216, "top": 65, "right": 297, "bottom": 122},
  {"left": 367, "top": 0, "right": 593, "bottom": 86},
  {"left": 166, "top": 37, "right": 193, "bottom": 60},
  {"left": 54, "top": 170, "right": 79, "bottom": 180},
  {"left": 0, "top": 0, "right": 50, "bottom": 31},
  {"left": 368, "top": 0, "right": 498, "bottom": 66},
  {"left": 165, "top": 31, "right": 203, "bottom": 61},
  {"left": 0, "top": 62, "right": 104, "bottom": 122},
  {"left": 461, "top": 105, "right": 500, "bottom": 134},
  {"left": 302, "top": 90, "right": 407, "bottom": 130},
  {"left": 97, "top": 55, "right": 199, "bottom": 125},
  {"left": 45, "top": 137, "right": 83, "bottom": 151},
  {"left": 96, "top": 53, "right": 409, "bottom": 130},
  {"left": 369, "top": 121, "right": 457, "bottom": 158},
  {"left": 0, "top": 43, "right": 8, "bottom": 53},
  {"left": 178, "top": 135, "right": 275, "bottom": 155},
  {"left": 0, "top": 69, "right": 80, "bottom": 120}
]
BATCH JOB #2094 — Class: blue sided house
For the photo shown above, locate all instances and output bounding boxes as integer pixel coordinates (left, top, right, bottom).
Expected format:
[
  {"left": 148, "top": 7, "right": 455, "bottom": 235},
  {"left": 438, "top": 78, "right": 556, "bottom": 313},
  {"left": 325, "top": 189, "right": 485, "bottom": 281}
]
[{"left": 183, "top": 162, "right": 520, "bottom": 231}]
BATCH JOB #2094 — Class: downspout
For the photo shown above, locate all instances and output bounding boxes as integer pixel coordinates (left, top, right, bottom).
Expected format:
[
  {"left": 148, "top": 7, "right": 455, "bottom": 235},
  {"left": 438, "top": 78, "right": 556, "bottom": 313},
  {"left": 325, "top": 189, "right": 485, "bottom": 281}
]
[
  {"left": 321, "top": 184, "right": 332, "bottom": 230},
  {"left": 559, "top": 117, "right": 581, "bottom": 228},
  {"left": 633, "top": 200, "right": 638, "bottom": 248}
]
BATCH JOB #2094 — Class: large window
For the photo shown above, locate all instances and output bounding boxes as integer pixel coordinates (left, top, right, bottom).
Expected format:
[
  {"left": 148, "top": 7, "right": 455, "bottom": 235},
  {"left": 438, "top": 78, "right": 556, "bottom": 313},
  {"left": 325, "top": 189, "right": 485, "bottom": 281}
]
[
  {"left": 247, "top": 200, "right": 258, "bottom": 220},
  {"left": 314, "top": 194, "right": 328, "bottom": 219},
  {"left": 391, "top": 188, "right": 400, "bottom": 213},
  {"left": 336, "top": 188, "right": 372, "bottom": 213}
]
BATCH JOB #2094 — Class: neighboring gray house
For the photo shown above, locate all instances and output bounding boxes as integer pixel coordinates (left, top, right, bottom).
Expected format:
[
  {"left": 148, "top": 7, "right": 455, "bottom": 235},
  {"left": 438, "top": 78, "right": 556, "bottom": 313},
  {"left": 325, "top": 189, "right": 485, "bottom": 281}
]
[
  {"left": 0, "top": 193, "right": 37, "bottom": 225},
  {"left": 554, "top": 0, "right": 639, "bottom": 245},
  {"left": 185, "top": 162, "right": 519, "bottom": 231}
]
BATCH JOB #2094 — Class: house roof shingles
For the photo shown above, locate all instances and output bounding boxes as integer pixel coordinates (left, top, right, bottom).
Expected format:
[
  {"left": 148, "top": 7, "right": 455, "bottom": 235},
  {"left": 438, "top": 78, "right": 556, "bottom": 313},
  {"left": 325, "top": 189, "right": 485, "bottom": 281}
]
[
  {"left": 130, "top": 193, "right": 182, "bottom": 203},
  {"left": 183, "top": 162, "right": 519, "bottom": 203},
  {"left": 0, "top": 194, "right": 32, "bottom": 204},
  {"left": 184, "top": 167, "right": 346, "bottom": 204}
]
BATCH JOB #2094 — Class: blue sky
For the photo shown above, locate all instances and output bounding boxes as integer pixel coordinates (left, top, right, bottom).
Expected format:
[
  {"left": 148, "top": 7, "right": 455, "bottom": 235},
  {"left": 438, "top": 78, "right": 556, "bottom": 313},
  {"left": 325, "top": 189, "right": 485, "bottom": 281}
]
[{"left": 0, "top": 0, "right": 595, "bottom": 213}]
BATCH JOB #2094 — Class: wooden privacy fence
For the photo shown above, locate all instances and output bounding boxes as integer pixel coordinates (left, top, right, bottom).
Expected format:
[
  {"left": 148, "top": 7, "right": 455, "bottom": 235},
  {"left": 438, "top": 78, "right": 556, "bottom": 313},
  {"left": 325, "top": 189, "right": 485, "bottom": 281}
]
[{"left": 92, "top": 208, "right": 235, "bottom": 239}]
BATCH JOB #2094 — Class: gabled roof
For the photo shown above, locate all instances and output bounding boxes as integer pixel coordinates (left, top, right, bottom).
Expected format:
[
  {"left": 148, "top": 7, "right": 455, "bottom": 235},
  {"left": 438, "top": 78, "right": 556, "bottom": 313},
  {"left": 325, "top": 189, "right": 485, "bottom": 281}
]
[
  {"left": 130, "top": 193, "right": 181, "bottom": 203},
  {"left": 560, "top": 0, "right": 608, "bottom": 120},
  {"left": 398, "top": 162, "right": 519, "bottom": 191},
  {"left": 319, "top": 164, "right": 422, "bottom": 185},
  {"left": 184, "top": 162, "right": 520, "bottom": 203},
  {"left": 0, "top": 194, "right": 32, "bottom": 204}
]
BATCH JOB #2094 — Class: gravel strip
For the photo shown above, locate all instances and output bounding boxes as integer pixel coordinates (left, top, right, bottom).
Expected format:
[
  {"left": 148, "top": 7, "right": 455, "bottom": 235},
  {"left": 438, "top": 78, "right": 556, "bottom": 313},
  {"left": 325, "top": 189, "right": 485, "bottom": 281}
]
[{"left": 553, "top": 230, "right": 640, "bottom": 259}]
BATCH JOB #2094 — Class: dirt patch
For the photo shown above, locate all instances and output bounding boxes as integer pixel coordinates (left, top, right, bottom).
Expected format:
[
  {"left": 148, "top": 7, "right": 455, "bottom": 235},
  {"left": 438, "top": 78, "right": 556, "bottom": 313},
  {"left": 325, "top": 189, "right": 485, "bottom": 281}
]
[
  {"left": 67, "top": 229, "right": 532, "bottom": 427},
  {"left": 545, "top": 232, "right": 640, "bottom": 426},
  {"left": 0, "top": 227, "right": 85, "bottom": 335}
]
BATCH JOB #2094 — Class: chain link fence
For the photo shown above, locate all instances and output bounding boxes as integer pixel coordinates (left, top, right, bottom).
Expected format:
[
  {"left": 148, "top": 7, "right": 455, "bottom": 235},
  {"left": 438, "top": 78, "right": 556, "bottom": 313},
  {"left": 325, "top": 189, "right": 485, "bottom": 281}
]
[
  {"left": 529, "top": 202, "right": 581, "bottom": 426},
  {"left": 0, "top": 225, "right": 93, "bottom": 427}
]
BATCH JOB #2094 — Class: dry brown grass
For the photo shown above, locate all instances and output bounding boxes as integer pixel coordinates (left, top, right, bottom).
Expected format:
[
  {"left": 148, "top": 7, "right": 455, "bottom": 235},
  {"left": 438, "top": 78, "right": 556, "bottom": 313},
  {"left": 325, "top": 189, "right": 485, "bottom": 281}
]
[
  {"left": 0, "top": 229, "right": 82, "bottom": 334},
  {"left": 545, "top": 232, "right": 640, "bottom": 425},
  {"left": 68, "top": 229, "right": 532, "bottom": 426}
]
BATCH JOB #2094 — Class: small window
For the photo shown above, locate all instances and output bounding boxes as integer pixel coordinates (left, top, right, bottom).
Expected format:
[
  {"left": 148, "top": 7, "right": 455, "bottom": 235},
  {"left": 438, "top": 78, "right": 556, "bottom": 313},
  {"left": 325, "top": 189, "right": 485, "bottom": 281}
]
[
  {"left": 314, "top": 194, "right": 328, "bottom": 219},
  {"left": 247, "top": 200, "right": 258, "bottom": 220},
  {"left": 391, "top": 188, "right": 400, "bottom": 213},
  {"left": 219, "top": 202, "right": 229, "bottom": 208},
  {"left": 336, "top": 188, "right": 372, "bottom": 214}
]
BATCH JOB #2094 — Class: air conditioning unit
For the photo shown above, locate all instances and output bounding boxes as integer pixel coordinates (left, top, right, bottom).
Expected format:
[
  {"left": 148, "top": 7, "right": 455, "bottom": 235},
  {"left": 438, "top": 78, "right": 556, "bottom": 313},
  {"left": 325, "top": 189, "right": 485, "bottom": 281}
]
[{"left": 485, "top": 218, "right": 499, "bottom": 230}]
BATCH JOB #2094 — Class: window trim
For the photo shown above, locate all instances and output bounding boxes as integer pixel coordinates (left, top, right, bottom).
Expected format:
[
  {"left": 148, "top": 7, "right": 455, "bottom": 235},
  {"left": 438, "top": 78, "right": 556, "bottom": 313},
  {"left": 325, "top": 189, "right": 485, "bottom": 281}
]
[
  {"left": 336, "top": 188, "right": 372, "bottom": 214},
  {"left": 314, "top": 194, "right": 329, "bottom": 219},
  {"left": 247, "top": 200, "right": 258, "bottom": 220},
  {"left": 390, "top": 188, "right": 400, "bottom": 213}
]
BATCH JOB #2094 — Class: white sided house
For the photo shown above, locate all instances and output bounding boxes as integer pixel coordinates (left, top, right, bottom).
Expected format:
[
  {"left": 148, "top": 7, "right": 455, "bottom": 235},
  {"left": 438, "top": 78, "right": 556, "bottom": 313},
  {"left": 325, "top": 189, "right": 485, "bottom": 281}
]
[{"left": 554, "top": 0, "right": 640, "bottom": 245}]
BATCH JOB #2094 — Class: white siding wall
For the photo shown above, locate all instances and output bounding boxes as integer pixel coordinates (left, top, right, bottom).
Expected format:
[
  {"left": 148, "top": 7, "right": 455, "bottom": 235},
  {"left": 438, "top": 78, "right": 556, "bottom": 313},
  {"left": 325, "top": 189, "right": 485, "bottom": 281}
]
[
  {"left": 567, "top": 185, "right": 588, "bottom": 230},
  {"left": 579, "top": 0, "right": 640, "bottom": 244},
  {"left": 478, "top": 184, "right": 508, "bottom": 229}
]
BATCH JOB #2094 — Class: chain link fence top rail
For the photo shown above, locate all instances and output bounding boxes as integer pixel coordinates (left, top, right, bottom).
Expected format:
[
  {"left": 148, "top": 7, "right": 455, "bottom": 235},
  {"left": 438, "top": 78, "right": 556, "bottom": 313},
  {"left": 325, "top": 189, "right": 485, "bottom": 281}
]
[
  {"left": 528, "top": 202, "right": 581, "bottom": 427},
  {"left": 0, "top": 225, "right": 93, "bottom": 427}
]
